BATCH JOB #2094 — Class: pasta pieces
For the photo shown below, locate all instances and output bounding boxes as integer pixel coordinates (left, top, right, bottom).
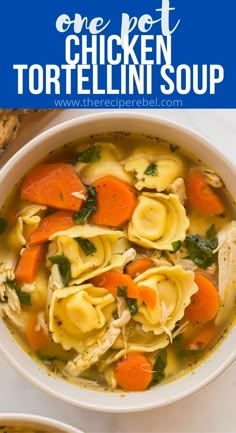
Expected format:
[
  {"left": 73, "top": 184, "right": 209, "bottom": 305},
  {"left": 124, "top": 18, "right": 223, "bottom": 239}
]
[{"left": 128, "top": 192, "right": 189, "bottom": 250}]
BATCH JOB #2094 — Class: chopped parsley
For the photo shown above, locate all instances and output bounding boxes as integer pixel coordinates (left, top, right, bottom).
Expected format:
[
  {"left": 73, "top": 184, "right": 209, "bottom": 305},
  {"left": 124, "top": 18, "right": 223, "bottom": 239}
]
[
  {"left": 48, "top": 255, "right": 71, "bottom": 286},
  {"left": 144, "top": 163, "right": 158, "bottom": 176},
  {"left": 75, "top": 237, "right": 97, "bottom": 256},
  {"left": 75, "top": 145, "right": 101, "bottom": 163},
  {"left": 73, "top": 186, "right": 98, "bottom": 224}
]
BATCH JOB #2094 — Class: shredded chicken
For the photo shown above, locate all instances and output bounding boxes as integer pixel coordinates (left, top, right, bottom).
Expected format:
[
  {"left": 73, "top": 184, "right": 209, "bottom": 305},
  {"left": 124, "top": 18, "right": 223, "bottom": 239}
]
[
  {"left": 0, "top": 304, "right": 29, "bottom": 332},
  {"left": 34, "top": 311, "right": 48, "bottom": 335},
  {"left": 64, "top": 309, "right": 131, "bottom": 376},
  {"left": 71, "top": 191, "right": 87, "bottom": 201},
  {"left": 21, "top": 282, "right": 35, "bottom": 293},
  {"left": 5, "top": 285, "right": 21, "bottom": 313},
  {"left": 160, "top": 300, "right": 172, "bottom": 342},
  {"left": 117, "top": 297, "right": 128, "bottom": 355},
  {"left": 168, "top": 177, "right": 187, "bottom": 205},
  {"left": 199, "top": 167, "right": 223, "bottom": 188},
  {"left": 215, "top": 222, "right": 236, "bottom": 326},
  {"left": 114, "top": 247, "right": 136, "bottom": 272}
]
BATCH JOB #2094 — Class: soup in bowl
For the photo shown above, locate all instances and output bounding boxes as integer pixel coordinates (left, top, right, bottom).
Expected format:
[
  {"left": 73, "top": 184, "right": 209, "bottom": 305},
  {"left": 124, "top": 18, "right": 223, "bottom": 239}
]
[
  {"left": 0, "top": 112, "right": 235, "bottom": 412},
  {"left": 0, "top": 413, "right": 82, "bottom": 433}
]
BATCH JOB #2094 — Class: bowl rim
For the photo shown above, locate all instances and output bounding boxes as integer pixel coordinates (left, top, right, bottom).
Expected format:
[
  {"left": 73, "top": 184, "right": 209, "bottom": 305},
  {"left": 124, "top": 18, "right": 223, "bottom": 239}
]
[
  {"left": 0, "top": 110, "right": 236, "bottom": 413},
  {"left": 0, "top": 413, "right": 82, "bottom": 432}
]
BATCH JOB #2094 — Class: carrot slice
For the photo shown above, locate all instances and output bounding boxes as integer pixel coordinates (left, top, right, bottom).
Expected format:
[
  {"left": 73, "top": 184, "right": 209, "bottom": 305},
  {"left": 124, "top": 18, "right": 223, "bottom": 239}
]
[
  {"left": 186, "top": 169, "right": 225, "bottom": 216},
  {"left": 125, "top": 257, "right": 153, "bottom": 279},
  {"left": 30, "top": 211, "right": 75, "bottom": 245},
  {"left": 15, "top": 245, "right": 46, "bottom": 284},
  {"left": 115, "top": 353, "right": 153, "bottom": 391},
  {"left": 139, "top": 285, "right": 157, "bottom": 309},
  {"left": 26, "top": 314, "right": 47, "bottom": 351},
  {"left": 91, "top": 176, "right": 137, "bottom": 227},
  {"left": 184, "top": 273, "right": 220, "bottom": 324},
  {"left": 186, "top": 324, "right": 217, "bottom": 352},
  {"left": 21, "top": 163, "right": 87, "bottom": 211},
  {"left": 91, "top": 270, "right": 140, "bottom": 299}
]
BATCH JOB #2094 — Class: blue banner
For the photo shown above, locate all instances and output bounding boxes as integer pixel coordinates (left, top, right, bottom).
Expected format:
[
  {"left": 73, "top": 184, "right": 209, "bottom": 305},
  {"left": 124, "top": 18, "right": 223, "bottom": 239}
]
[{"left": 0, "top": 0, "right": 235, "bottom": 108}]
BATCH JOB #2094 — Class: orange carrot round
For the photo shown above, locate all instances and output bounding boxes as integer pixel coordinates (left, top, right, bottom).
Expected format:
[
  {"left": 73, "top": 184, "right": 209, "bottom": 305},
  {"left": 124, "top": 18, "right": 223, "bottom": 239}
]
[
  {"left": 186, "top": 169, "right": 225, "bottom": 216},
  {"left": 30, "top": 211, "right": 75, "bottom": 245},
  {"left": 21, "top": 163, "right": 87, "bottom": 211},
  {"left": 125, "top": 257, "right": 153, "bottom": 279},
  {"left": 184, "top": 273, "right": 220, "bottom": 324},
  {"left": 139, "top": 285, "right": 157, "bottom": 309},
  {"left": 91, "top": 176, "right": 137, "bottom": 227},
  {"left": 26, "top": 315, "right": 47, "bottom": 352},
  {"left": 186, "top": 324, "right": 217, "bottom": 351},
  {"left": 115, "top": 353, "right": 153, "bottom": 392},
  {"left": 91, "top": 270, "right": 140, "bottom": 299},
  {"left": 15, "top": 245, "right": 46, "bottom": 284}
]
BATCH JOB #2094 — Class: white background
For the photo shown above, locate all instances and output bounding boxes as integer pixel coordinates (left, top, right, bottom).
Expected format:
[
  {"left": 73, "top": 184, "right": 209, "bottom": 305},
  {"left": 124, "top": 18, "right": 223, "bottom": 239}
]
[{"left": 0, "top": 109, "right": 236, "bottom": 433}]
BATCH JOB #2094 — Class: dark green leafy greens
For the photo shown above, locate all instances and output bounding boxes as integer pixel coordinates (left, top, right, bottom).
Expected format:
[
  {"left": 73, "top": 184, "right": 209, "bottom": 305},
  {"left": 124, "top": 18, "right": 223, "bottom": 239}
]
[
  {"left": 170, "top": 240, "right": 181, "bottom": 254},
  {"left": 0, "top": 217, "right": 7, "bottom": 234},
  {"left": 75, "top": 145, "right": 101, "bottom": 163},
  {"left": 144, "top": 163, "right": 158, "bottom": 176},
  {"left": 184, "top": 234, "right": 217, "bottom": 269},
  {"left": 117, "top": 285, "right": 138, "bottom": 316},
  {"left": 206, "top": 223, "right": 217, "bottom": 241},
  {"left": 150, "top": 349, "right": 168, "bottom": 386},
  {"left": 73, "top": 186, "right": 98, "bottom": 224},
  {"left": 75, "top": 237, "right": 97, "bottom": 256},
  {"left": 48, "top": 255, "right": 71, "bottom": 286},
  {"left": 6, "top": 278, "right": 31, "bottom": 306}
]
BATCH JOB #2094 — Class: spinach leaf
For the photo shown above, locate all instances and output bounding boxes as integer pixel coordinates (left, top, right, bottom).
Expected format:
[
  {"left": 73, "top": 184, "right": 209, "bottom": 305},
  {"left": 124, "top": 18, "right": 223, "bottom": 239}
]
[
  {"left": 184, "top": 234, "right": 217, "bottom": 269},
  {"left": 144, "top": 163, "right": 158, "bottom": 176},
  {"left": 6, "top": 278, "right": 31, "bottom": 306},
  {"left": 117, "top": 285, "right": 128, "bottom": 298},
  {"left": 48, "top": 255, "right": 71, "bottom": 286},
  {"left": 117, "top": 285, "right": 138, "bottom": 316},
  {"left": 150, "top": 349, "right": 168, "bottom": 386},
  {"left": 76, "top": 145, "right": 101, "bottom": 163},
  {"left": 206, "top": 223, "right": 217, "bottom": 241},
  {"left": 126, "top": 298, "right": 138, "bottom": 316},
  {"left": 170, "top": 240, "right": 181, "bottom": 254},
  {"left": 73, "top": 186, "right": 97, "bottom": 224},
  {"left": 0, "top": 217, "right": 7, "bottom": 234},
  {"left": 75, "top": 237, "right": 97, "bottom": 256}
]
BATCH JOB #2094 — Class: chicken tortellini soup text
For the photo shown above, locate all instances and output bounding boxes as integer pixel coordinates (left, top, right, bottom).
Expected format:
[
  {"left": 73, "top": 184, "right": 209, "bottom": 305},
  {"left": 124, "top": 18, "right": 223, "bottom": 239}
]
[{"left": 0, "top": 133, "right": 235, "bottom": 392}]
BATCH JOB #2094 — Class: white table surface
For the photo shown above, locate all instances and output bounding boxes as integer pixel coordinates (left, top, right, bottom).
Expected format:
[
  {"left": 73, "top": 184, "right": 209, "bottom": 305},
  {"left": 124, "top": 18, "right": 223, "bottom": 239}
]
[{"left": 0, "top": 109, "right": 236, "bottom": 433}]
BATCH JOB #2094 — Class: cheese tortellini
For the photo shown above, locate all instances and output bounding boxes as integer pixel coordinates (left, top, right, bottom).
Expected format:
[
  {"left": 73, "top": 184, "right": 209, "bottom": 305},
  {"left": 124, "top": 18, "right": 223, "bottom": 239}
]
[
  {"left": 133, "top": 265, "right": 198, "bottom": 335},
  {"left": 128, "top": 192, "right": 189, "bottom": 250},
  {"left": 75, "top": 142, "right": 133, "bottom": 184},
  {"left": 49, "top": 284, "right": 116, "bottom": 352},
  {"left": 124, "top": 155, "right": 185, "bottom": 191},
  {"left": 49, "top": 224, "right": 133, "bottom": 284}
]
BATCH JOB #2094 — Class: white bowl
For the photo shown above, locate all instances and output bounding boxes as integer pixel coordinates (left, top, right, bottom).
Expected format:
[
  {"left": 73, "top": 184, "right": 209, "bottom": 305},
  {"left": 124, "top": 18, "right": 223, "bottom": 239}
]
[
  {"left": 0, "top": 413, "right": 82, "bottom": 432},
  {"left": 0, "top": 111, "right": 235, "bottom": 412}
]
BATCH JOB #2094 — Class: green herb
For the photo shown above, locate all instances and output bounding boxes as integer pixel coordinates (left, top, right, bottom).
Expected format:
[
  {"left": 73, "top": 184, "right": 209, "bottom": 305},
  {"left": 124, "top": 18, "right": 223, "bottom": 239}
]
[
  {"left": 144, "top": 163, "right": 158, "bottom": 176},
  {"left": 126, "top": 298, "right": 138, "bottom": 316},
  {"left": 150, "top": 349, "right": 168, "bottom": 386},
  {"left": 75, "top": 237, "right": 97, "bottom": 256},
  {"left": 6, "top": 278, "right": 31, "bottom": 306},
  {"left": 170, "top": 240, "right": 181, "bottom": 254},
  {"left": 184, "top": 234, "right": 217, "bottom": 269},
  {"left": 0, "top": 217, "right": 7, "bottom": 234},
  {"left": 73, "top": 186, "right": 97, "bottom": 224},
  {"left": 48, "top": 255, "right": 71, "bottom": 286},
  {"left": 76, "top": 145, "right": 101, "bottom": 163},
  {"left": 177, "top": 348, "right": 203, "bottom": 359},
  {"left": 117, "top": 285, "right": 138, "bottom": 316},
  {"left": 206, "top": 223, "right": 217, "bottom": 241},
  {"left": 117, "top": 285, "right": 128, "bottom": 298}
]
